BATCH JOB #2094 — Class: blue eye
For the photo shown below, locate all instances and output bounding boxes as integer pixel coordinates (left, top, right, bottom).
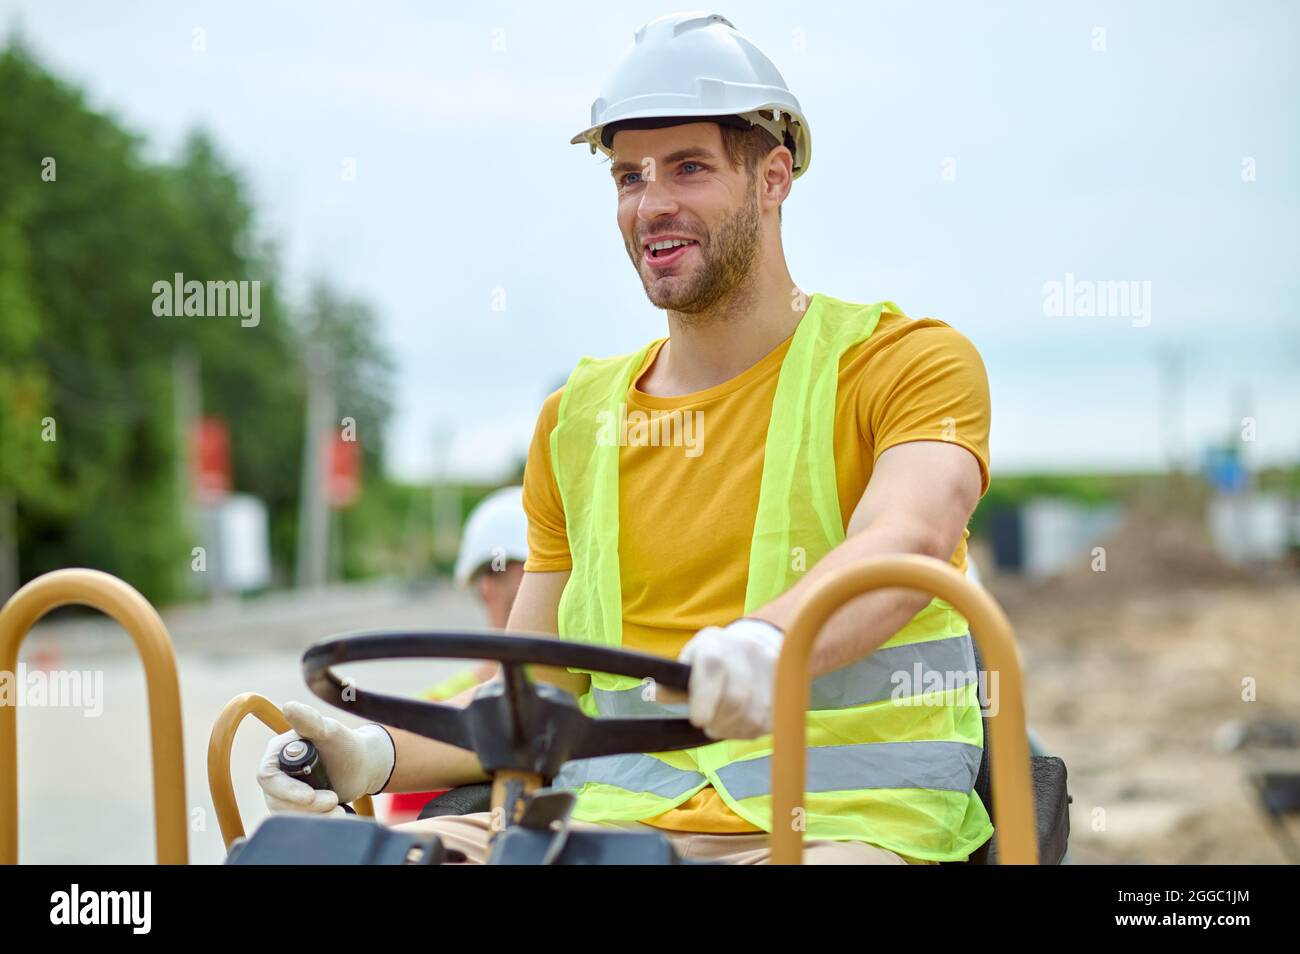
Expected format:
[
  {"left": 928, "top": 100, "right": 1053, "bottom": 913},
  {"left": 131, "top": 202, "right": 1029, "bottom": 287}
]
[{"left": 620, "top": 172, "right": 642, "bottom": 187}]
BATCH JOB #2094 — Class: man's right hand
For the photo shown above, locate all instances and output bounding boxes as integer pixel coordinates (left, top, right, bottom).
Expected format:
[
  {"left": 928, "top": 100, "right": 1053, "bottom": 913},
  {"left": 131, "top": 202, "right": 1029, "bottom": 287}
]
[{"left": 256, "top": 701, "right": 396, "bottom": 815}]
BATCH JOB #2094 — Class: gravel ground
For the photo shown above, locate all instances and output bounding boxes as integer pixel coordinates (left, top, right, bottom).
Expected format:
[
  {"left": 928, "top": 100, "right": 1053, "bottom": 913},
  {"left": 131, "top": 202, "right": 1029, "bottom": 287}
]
[{"left": 982, "top": 514, "right": 1300, "bottom": 865}]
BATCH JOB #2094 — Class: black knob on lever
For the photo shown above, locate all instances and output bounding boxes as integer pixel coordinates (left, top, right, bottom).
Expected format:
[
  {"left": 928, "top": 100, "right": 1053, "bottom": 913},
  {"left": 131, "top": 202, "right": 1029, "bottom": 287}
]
[{"left": 278, "top": 739, "right": 355, "bottom": 815}]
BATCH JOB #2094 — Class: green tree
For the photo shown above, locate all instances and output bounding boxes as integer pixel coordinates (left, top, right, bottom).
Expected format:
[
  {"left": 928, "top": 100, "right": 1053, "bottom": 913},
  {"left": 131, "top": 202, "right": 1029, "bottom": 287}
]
[{"left": 0, "top": 41, "right": 394, "bottom": 600}]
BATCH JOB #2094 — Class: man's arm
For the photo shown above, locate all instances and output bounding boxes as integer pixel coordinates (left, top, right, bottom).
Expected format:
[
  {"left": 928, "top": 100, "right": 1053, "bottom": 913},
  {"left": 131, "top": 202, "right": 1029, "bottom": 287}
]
[
  {"left": 505, "top": 569, "right": 590, "bottom": 697},
  {"left": 381, "top": 569, "right": 585, "bottom": 793},
  {"left": 748, "top": 439, "right": 982, "bottom": 678}
]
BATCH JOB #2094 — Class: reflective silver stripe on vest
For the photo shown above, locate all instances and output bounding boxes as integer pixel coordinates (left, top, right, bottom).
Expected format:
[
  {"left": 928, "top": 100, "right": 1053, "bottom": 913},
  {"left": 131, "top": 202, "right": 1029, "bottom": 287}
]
[
  {"left": 715, "top": 740, "right": 983, "bottom": 801},
  {"left": 553, "top": 753, "right": 706, "bottom": 799},
  {"left": 810, "top": 634, "right": 977, "bottom": 710},
  {"left": 588, "top": 634, "right": 976, "bottom": 717}
]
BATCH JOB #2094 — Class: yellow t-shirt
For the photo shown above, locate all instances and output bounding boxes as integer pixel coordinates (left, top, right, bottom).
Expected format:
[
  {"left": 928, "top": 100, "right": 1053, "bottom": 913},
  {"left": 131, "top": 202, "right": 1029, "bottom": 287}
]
[{"left": 521, "top": 307, "right": 991, "bottom": 835}]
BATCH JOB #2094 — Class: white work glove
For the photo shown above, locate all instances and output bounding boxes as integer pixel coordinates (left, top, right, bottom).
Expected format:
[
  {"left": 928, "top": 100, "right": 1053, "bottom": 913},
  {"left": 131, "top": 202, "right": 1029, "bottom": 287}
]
[
  {"left": 257, "top": 701, "right": 395, "bottom": 815},
  {"left": 677, "top": 618, "right": 784, "bottom": 740}
]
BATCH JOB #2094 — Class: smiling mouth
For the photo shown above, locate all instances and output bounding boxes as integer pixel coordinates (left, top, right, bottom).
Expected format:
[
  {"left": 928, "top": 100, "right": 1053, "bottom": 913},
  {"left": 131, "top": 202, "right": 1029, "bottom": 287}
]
[{"left": 642, "top": 237, "right": 699, "bottom": 269}]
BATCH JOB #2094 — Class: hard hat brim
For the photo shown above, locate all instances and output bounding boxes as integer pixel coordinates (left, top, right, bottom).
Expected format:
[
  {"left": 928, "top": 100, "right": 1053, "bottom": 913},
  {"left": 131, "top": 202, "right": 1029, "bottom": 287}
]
[{"left": 572, "top": 105, "right": 812, "bottom": 179}]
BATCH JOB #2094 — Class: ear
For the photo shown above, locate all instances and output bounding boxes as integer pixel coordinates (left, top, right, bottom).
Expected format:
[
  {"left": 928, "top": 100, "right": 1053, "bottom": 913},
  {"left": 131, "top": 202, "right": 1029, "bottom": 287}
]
[{"left": 757, "top": 145, "right": 794, "bottom": 215}]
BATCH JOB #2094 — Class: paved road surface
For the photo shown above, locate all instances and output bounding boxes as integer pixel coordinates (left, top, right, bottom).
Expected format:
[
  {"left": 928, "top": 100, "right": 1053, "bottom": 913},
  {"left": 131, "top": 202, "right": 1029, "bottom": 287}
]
[{"left": 11, "top": 580, "right": 485, "bottom": 864}]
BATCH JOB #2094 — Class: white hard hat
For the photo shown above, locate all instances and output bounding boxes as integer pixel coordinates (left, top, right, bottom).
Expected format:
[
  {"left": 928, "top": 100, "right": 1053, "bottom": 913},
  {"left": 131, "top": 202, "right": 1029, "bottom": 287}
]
[
  {"left": 571, "top": 12, "right": 812, "bottom": 179},
  {"left": 454, "top": 486, "right": 528, "bottom": 587}
]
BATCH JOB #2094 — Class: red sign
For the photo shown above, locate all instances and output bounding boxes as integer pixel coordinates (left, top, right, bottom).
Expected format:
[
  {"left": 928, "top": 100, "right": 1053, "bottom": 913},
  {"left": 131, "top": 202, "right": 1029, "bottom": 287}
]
[
  {"left": 328, "top": 434, "right": 362, "bottom": 508},
  {"left": 191, "top": 417, "right": 231, "bottom": 500}
]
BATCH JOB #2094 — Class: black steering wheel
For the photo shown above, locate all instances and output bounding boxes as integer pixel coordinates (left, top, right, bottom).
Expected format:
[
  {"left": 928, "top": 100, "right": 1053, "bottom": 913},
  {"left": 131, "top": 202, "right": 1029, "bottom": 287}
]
[{"left": 302, "top": 629, "right": 711, "bottom": 781}]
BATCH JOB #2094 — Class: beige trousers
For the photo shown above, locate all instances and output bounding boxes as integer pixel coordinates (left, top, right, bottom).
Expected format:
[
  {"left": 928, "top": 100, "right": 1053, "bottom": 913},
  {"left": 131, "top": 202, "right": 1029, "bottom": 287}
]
[{"left": 393, "top": 811, "right": 915, "bottom": 865}]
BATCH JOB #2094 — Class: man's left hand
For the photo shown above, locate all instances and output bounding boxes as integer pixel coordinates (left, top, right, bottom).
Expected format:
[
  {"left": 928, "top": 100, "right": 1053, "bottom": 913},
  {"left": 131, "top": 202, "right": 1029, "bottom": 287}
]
[{"left": 676, "top": 618, "right": 784, "bottom": 739}]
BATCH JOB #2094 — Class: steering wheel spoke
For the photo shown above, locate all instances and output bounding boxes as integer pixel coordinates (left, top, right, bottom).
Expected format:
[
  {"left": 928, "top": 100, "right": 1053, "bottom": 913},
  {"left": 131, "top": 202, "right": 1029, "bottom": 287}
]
[{"left": 576, "top": 717, "right": 713, "bottom": 759}]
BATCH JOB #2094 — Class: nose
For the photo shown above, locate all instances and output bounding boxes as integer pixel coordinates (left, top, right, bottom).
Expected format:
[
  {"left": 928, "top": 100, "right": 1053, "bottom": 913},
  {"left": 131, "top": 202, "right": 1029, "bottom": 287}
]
[{"left": 636, "top": 173, "right": 678, "bottom": 224}]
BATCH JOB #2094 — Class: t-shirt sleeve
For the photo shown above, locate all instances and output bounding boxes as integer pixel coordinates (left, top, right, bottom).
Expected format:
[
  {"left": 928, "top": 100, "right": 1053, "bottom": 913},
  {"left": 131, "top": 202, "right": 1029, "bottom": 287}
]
[
  {"left": 864, "top": 322, "right": 991, "bottom": 496},
  {"left": 521, "top": 387, "right": 573, "bottom": 572}
]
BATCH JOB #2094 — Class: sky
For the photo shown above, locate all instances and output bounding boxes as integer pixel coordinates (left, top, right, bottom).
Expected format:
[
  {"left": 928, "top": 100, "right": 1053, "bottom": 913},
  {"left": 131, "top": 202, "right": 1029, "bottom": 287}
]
[{"left": 4, "top": 1, "right": 1297, "bottom": 482}]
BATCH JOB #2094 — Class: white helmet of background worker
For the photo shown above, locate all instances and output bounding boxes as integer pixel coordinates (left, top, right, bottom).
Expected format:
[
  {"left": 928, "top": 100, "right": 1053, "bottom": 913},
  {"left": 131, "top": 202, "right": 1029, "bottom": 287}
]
[
  {"left": 570, "top": 11, "right": 812, "bottom": 179},
  {"left": 453, "top": 485, "right": 528, "bottom": 587}
]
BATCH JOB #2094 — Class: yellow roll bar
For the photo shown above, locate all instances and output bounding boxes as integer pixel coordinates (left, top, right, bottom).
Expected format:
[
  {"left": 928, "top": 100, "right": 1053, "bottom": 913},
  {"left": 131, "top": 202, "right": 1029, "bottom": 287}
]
[
  {"left": 208, "top": 692, "right": 374, "bottom": 851},
  {"left": 770, "top": 554, "right": 1038, "bottom": 865},
  {"left": 0, "top": 569, "right": 188, "bottom": 864}
]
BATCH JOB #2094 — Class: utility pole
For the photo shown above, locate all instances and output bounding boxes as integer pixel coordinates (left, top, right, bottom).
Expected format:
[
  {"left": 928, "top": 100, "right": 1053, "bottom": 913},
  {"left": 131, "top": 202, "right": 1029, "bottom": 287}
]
[
  {"left": 1158, "top": 347, "right": 1187, "bottom": 512},
  {"left": 296, "top": 342, "right": 336, "bottom": 589},
  {"left": 1235, "top": 384, "right": 1254, "bottom": 489},
  {"left": 172, "top": 349, "right": 201, "bottom": 596},
  {"left": 430, "top": 422, "right": 460, "bottom": 570},
  {"left": 1159, "top": 347, "right": 1186, "bottom": 474},
  {"left": 1230, "top": 383, "right": 1254, "bottom": 563}
]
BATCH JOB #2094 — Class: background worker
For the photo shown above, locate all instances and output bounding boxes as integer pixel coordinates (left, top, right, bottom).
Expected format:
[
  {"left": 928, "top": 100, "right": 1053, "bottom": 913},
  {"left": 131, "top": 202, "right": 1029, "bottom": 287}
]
[
  {"left": 382, "top": 485, "right": 527, "bottom": 822},
  {"left": 420, "top": 484, "right": 528, "bottom": 697},
  {"left": 451, "top": 485, "right": 528, "bottom": 629},
  {"left": 257, "top": 12, "right": 994, "bottom": 865}
]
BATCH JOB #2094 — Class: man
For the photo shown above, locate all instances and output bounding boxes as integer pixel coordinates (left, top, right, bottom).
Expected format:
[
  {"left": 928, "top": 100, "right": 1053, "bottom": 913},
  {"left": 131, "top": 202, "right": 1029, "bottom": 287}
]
[{"left": 259, "top": 12, "right": 993, "bottom": 865}]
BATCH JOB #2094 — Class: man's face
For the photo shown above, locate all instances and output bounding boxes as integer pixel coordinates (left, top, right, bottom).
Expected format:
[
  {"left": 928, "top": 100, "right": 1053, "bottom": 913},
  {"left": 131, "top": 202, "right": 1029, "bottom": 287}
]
[
  {"left": 476, "top": 560, "right": 525, "bottom": 629},
  {"left": 610, "top": 123, "right": 762, "bottom": 314}
]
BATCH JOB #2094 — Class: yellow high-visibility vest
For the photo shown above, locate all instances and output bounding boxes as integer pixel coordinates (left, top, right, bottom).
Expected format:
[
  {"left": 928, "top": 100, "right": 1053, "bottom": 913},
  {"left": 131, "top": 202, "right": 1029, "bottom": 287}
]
[{"left": 549, "top": 293, "right": 993, "bottom": 861}]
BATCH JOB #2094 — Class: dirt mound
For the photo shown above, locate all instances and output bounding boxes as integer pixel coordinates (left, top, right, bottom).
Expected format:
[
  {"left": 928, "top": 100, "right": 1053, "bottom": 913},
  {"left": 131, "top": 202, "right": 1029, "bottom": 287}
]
[
  {"left": 978, "top": 510, "right": 1300, "bottom": 863},
  {"left": 988, "top": 509, "right": 1259, "bottom": 619}
]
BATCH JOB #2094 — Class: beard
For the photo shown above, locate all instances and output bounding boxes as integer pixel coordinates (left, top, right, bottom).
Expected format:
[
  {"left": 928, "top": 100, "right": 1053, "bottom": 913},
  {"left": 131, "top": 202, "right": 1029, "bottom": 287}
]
[{"left": 629, "top": 187, "right": 762, "bottom": 316}]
